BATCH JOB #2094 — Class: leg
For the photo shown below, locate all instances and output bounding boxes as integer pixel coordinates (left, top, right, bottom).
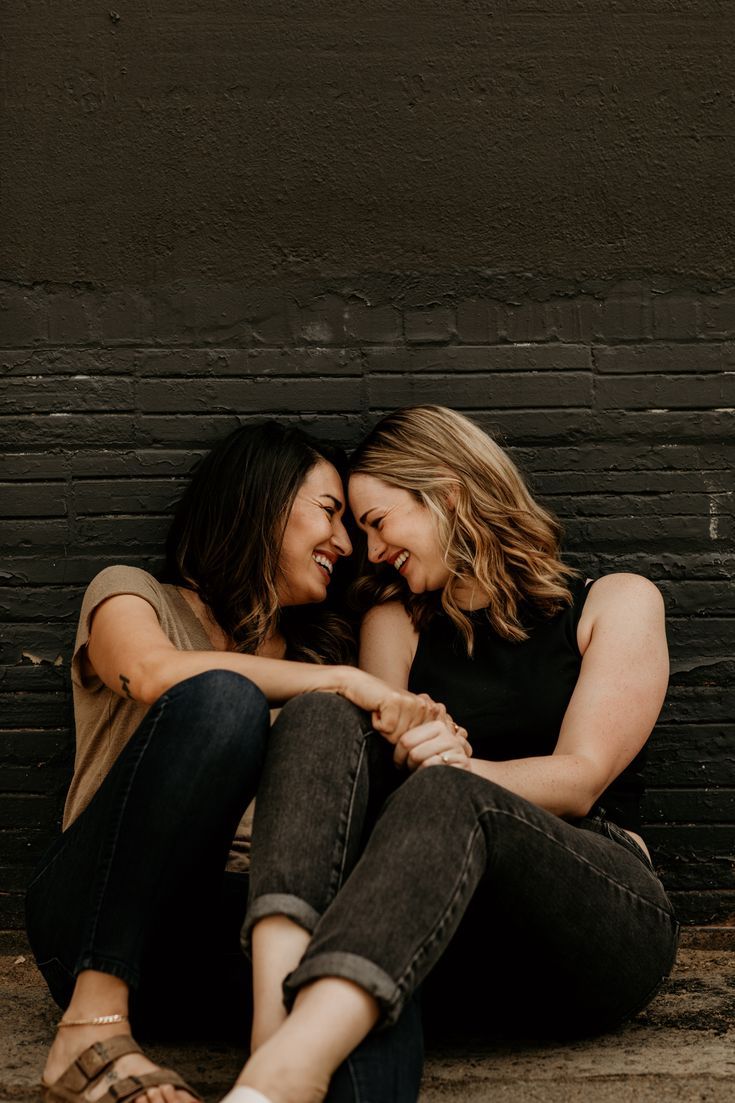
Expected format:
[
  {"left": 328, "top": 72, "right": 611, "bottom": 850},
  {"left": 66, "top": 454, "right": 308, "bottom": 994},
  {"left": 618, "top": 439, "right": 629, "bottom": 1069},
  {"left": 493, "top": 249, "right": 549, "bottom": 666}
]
[
  {"left": 245, "top": 693, "right": 422, "bottom": 1102},
  {"left": 245, "top": 694, "right": 398, "bottom": 1050},
  {"left": 250, "top": 918, "right": 310, "bottom": 1050},
  {"left": 424, "top": 815, "right": 680, "bottom": 1041},
  {"left": 323, "top": 993, "right": 423, "bottom": 1103},
  {"left": 284, "top": 768, "right": 678, "bottom": 1031},
  {"left": 26, "top": 670, "right": 269, "bottom": 1099},
  {"left": 230, "top": 769, "right": 677, "bottom": 1103}
]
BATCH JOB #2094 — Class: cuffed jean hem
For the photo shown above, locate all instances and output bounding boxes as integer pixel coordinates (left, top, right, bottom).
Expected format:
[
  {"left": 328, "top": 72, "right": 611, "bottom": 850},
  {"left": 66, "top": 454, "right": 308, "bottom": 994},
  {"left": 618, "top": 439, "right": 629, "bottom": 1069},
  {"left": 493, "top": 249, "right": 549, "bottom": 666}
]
[
  {"left": 75, "top": 953, "right": 140, "bottom": 990},
  {"left": 241, "top": 893, "right": 322, "bottom": 954},
  {"left": 283, "top": 951, "right": 403, "bottom": 1029}
]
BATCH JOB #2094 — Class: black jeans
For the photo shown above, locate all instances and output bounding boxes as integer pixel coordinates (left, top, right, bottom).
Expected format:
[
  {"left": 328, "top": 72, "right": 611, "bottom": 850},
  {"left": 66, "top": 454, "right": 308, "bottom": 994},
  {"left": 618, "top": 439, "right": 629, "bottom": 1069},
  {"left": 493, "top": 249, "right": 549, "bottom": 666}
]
[
  {"left": 245, "top": 693, "right": 680, "bottom": 1097},
  {"left": 25, "top": 670, "right": 417, "bottom": 1103},
  {"left": 25, "top": 670, "right": 270, "bottom": 1030}
]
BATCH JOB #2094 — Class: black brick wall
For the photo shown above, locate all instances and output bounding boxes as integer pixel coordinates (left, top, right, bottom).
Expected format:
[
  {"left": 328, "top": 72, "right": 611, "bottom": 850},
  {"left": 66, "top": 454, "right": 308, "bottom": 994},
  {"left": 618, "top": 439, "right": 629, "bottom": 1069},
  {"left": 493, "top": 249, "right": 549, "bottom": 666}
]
[
  {"left": 1, "top": 276, "right": 733, "bottom": 944},
  {"left": 2, "top": 1, "right": 734, "bottom": 946}
]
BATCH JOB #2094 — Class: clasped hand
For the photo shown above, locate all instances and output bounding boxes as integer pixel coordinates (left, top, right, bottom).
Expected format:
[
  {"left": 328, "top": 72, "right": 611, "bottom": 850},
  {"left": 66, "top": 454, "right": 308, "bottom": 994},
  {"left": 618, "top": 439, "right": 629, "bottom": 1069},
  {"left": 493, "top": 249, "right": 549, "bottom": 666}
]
[
  {"left": 339, "top": 670, "right": 472, "bottom": 770},
  {"left": 389, "top": 690, "right": 473, "bottom": 771}
]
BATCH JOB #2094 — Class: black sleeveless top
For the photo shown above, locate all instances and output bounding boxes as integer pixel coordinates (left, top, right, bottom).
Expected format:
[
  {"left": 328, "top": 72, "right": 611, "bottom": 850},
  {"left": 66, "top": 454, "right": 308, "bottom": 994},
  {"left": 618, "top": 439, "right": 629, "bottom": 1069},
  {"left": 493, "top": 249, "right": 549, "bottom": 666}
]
[{"left": 407, "top": 576, "right": 645, "bottom": 830}]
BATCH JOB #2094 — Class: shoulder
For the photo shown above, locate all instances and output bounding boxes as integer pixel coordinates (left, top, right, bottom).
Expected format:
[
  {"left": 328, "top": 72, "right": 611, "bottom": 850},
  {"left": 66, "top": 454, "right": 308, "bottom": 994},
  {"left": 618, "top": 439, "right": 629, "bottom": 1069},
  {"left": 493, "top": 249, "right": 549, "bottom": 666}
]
[
  {"left": 86, "top": 565, "right": 161, "bottom": 594},
  {"left": 578, "top": 573, "right": 664, "bottom": 652},
  {"left": 361, "top": 601, "right": 417, "bottom": 642},
  {"left": 80, "top": 566, "right": 165, "bottom": 622},
  {"left": 362, "top": 601, "right": 414, "bottom": 629},
  {"left": 585, "top": 573, "right": 663, "bottom": 612}
]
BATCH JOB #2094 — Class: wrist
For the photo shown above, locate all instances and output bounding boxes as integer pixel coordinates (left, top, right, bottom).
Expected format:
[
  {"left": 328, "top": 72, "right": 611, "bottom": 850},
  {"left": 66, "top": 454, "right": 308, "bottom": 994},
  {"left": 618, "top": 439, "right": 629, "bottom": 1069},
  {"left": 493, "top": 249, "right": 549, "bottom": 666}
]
[{"left": 313, "top": 663, "right": 352, "bottom": 696}]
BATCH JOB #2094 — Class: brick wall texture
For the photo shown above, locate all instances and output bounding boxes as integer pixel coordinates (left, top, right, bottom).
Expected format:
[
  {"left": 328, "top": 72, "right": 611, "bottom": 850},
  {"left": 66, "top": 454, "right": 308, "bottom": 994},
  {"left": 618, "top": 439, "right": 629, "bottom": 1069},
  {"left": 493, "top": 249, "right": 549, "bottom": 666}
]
[
  {"left": 1, "top": 276, "right": 734, "bottom": 942},
  {"left": 2, "top": 2, "right": 734, "bottom": 944}
]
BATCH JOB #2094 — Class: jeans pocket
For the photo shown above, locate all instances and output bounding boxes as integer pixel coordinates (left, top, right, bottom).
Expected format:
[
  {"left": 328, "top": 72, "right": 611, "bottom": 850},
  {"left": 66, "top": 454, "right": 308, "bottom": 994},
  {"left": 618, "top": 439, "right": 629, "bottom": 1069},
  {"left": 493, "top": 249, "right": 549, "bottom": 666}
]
[
  {"left": 602, "top": 819, "right": 656, "bottom": 872},
  {"left": 580, "top": 814, "right": 656, "bottom": 873}
]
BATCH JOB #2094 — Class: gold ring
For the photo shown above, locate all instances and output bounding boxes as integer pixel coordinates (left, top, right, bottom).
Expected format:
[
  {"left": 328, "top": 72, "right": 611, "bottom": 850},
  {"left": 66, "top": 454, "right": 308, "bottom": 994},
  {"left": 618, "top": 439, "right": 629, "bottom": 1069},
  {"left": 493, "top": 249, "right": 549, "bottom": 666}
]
[{"left": 441, "top": 751, "right": 452, "bottom": 763}]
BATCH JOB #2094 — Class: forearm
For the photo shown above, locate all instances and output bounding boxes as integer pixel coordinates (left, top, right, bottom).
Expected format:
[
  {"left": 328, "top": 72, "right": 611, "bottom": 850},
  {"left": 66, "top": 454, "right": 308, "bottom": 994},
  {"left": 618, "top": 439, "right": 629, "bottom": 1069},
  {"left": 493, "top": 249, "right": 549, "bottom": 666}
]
[
  {"left": 468, "top": 754, "right": 604, "bottom": 820},
  {"left": 132, "top": 648, "right": 348, "bottom": 707}
]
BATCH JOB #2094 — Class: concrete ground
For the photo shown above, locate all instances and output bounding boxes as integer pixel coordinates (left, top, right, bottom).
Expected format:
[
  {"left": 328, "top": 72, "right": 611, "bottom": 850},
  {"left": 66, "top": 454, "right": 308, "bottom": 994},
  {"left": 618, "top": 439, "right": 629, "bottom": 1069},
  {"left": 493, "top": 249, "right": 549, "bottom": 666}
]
[{"left": 2, "top": 938, "right": 733, "bottom": 1102}]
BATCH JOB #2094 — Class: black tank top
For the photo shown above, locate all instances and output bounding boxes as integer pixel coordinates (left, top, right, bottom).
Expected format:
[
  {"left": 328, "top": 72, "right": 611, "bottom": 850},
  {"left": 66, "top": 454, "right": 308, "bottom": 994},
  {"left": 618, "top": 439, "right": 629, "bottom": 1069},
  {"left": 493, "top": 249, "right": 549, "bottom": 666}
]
[{"left": 407, "top": 576, "right": 645, "bottom": 830}]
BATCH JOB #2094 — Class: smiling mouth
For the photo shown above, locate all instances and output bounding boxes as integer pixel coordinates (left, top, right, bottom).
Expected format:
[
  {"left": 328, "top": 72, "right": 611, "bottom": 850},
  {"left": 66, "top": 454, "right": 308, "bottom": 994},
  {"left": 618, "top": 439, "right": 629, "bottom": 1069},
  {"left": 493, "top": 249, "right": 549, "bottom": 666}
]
[
  {"left": 392, "top": 550, "right": 410, "bottom": 572},
  {"left": 313, "top": 553, "right": 334, "bottom": 579}
]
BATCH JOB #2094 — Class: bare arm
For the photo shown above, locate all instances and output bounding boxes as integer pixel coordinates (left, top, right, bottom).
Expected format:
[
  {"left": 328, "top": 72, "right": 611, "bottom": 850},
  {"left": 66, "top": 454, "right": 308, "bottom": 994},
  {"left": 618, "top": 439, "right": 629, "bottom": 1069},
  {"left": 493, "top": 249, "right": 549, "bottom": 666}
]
[
  {"left": 358, "top": 602, "right": 419, "bottom": 691},
  {"left": 85, "top": 593, "right": 432, "bottom": 737},
  {"left": 359, "top": 602, "right": 471, "bottom": 764},
  {"left": 461, "top": 575, "right": 668, "bottom": 817},
  {"left": 359, "top": 576, "right": 668, "bottom": 818}
]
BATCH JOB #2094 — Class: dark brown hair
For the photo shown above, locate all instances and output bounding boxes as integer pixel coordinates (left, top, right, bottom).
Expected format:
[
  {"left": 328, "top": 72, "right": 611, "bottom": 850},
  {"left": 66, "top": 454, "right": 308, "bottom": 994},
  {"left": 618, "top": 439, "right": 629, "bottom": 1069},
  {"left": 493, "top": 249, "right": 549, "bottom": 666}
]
[{"left": 163, "top": 422, "right": 354, "bottom": 663}]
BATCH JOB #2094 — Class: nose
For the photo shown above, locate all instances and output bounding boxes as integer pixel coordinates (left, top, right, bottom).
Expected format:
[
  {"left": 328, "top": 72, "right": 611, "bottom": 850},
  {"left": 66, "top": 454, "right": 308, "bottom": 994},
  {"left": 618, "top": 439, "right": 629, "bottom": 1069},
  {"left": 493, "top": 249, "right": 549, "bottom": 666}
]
[
  {"left": 367, "top": 532, "right": 387, "bottom": 563},
  {"left": 332, "top": 517, "right": 353, "bottom": 557}
]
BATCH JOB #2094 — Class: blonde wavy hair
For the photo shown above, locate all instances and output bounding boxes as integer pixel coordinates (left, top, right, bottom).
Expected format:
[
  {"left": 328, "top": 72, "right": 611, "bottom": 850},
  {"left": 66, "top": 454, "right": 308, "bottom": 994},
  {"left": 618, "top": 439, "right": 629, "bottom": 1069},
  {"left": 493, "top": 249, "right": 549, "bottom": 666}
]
[{"left": 350, "top": 406, "right": 577, "bottom": 652}]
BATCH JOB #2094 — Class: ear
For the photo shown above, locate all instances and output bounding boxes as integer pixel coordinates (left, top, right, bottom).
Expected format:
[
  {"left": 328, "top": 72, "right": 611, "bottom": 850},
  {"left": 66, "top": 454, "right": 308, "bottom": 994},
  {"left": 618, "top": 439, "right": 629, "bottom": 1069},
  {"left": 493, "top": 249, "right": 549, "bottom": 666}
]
[{"left": 444, "top": 482, "right": 460, "bottom": 511}]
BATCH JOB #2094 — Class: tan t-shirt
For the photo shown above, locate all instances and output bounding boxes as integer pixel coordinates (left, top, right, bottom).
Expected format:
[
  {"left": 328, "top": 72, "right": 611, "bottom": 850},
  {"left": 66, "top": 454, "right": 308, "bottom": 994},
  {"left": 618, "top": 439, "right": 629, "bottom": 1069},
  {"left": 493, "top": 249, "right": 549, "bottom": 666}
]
[{"left": 65, "top": 565, "right": 255, "bottom": 868}]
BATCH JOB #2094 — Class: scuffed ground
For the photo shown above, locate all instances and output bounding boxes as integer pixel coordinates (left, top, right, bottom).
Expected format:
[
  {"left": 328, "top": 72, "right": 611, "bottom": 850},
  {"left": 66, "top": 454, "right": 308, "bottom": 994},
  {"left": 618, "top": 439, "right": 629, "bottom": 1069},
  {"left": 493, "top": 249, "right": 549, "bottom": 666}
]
[{"left": 1, "top": 948, "right": 733, "bottom": 1102}]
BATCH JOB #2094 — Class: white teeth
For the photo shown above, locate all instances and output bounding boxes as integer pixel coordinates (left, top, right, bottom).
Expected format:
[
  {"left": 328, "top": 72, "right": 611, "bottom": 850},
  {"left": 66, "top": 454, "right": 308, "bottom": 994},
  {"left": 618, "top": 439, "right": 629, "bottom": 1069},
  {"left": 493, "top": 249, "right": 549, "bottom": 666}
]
[
  {"left": 394, "top": 550, "right": 410, "bottom": 570},
  {"left": 313, "top": 554, "right": 333, "bottom": 575}
]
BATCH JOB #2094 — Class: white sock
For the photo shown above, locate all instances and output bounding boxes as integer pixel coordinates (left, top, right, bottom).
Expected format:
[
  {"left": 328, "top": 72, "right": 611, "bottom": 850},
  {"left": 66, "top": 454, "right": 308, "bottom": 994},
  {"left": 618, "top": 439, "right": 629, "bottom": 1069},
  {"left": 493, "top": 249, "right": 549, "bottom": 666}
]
[{"left": 219, "top": 1088, "right": 273, "bottom": 1103}]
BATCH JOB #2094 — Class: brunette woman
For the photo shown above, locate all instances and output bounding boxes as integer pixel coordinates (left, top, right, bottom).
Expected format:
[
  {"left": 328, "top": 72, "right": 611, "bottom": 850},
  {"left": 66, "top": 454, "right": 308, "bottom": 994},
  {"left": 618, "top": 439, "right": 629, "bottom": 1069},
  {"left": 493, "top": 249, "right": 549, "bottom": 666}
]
[
  {"left": 222, "top": 406, "right": 678, "bottom": 1103},
  {"left": 27, "top": 422, "right": 432, "bottom": 1103}
]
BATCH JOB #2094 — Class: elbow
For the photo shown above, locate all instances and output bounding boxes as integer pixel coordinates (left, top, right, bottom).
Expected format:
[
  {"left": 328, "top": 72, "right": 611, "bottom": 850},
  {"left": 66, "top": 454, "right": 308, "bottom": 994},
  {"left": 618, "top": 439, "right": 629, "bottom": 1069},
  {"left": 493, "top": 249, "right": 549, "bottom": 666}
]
[
  {"left": 571, "top": 791, "right": 599, "bottom": 819},
  {"left": 568, "top": 757, "right": 610, "bottom": 820},
  {"left": 134, "top": 652, "right": 178, "bottom": 706}
]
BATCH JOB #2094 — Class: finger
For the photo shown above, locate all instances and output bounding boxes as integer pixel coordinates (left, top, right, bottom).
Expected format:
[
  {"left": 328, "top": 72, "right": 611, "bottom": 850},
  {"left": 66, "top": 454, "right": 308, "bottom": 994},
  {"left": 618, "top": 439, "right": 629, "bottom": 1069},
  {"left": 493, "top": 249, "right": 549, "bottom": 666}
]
[
  {"left": 393, "top": 721, "right": 445, "bottom": 768},
  {"left": 372, "top": 698, "right": 404, "bottom": 742},
  {"left": 374, "top": 693, "right": 427, "bottom": 742},
  {"left": 405, "top": 732, "right": 465, "bottom": 771},
  {"left": 419, "top": 694, "right": 448, "bottom": 722},
  {"left": 419, "top": 750, "right": 473, "bottom": 771},
  {"left": 390, "top": 695, "right": 430, "bottom": 740}
]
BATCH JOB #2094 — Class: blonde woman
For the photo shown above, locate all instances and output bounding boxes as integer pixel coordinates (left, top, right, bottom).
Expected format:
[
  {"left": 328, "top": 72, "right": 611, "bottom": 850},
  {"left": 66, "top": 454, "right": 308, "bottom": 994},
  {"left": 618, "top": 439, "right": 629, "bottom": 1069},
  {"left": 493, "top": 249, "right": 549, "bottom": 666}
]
[{"left": 221, "top": 407, "right": 678, "bottom": 1103}]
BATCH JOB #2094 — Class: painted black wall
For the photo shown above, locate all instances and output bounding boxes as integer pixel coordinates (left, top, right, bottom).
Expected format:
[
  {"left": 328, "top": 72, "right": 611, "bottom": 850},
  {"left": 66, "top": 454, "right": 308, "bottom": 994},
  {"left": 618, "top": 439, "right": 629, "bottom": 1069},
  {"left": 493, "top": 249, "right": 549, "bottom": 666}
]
[{"left": 1, "top": 2, "right": 734, "bottom": 942}]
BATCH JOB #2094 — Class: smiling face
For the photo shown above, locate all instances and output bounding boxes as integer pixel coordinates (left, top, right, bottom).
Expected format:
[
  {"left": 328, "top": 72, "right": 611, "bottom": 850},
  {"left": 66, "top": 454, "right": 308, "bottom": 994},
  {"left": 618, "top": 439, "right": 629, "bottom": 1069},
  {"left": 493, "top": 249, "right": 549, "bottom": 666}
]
[
  {"left": 349, "top": 473, "right": 450, "bottom": 594},
  {"left": 277, "top": 460, "right": 353, "bottom": 607}
]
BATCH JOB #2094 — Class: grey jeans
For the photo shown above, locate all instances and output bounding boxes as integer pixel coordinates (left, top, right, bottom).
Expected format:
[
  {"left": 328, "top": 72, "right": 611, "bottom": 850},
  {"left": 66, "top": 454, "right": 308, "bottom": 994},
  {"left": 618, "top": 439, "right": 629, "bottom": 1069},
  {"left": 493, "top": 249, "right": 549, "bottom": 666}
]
[{"left": 245, "top": 692, "right": 679, "bottom": 1037}]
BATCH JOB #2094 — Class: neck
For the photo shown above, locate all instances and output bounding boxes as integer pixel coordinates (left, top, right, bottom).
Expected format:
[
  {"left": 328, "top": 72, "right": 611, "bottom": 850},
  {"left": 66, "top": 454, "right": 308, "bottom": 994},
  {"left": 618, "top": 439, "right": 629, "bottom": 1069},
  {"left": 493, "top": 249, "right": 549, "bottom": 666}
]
[
  {"left": 452, "top": 579, "right": 491, "bottom": 611},
  {"left": 257, "top": 629, "right": 287, "bottom": 659}
]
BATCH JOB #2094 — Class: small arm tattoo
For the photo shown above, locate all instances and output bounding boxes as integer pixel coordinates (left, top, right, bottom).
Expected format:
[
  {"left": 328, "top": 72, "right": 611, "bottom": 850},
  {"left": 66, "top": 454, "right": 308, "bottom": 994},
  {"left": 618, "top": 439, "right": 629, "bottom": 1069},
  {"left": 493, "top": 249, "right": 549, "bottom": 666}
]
[{"left": 119, "top": 674, "right": 133, "bottom": 699}]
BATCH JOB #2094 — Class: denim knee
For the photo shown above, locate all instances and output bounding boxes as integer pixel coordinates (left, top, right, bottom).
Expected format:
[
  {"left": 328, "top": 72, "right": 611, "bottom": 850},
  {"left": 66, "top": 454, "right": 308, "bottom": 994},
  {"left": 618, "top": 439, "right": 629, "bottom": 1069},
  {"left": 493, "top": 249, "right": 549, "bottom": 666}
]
[
  {"left": 277, "top": 690, "right": 368, "bottom": 728},
  {"left": 160, "top": 669, "right": 270, "bottom": 764},
  {"left": 386, "top": 761, "right": 476, "bottom": 815},
  {"left": 273, "top": 692, "right": 371, "bottom": 757}
]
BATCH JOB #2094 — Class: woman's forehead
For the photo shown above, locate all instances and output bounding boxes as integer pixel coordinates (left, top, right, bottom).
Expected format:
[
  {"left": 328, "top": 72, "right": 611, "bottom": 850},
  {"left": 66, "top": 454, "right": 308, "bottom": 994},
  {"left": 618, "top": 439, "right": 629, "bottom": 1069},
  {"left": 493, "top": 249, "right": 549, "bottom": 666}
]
[
  {"left": 302, "top": 459, "right": 344, "bottom": 497},
  {"left": 348, "top": 474, "right": 407, "bottom": 511}
]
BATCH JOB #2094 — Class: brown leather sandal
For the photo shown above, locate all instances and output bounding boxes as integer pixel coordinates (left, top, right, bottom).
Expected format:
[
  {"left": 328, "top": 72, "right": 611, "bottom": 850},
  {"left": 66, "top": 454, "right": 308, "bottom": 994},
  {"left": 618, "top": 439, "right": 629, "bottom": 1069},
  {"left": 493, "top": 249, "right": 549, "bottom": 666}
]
[{"left": 41, "top": 1035, "right": 202, "bottom": 1103}]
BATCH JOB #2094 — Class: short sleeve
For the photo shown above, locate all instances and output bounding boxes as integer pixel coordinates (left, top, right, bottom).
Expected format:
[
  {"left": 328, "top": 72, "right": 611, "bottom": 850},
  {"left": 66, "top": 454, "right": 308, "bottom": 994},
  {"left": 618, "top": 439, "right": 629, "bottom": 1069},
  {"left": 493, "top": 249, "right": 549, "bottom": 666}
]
[{"left": 71, "top": 566, "right": 165, "bottom": 689}]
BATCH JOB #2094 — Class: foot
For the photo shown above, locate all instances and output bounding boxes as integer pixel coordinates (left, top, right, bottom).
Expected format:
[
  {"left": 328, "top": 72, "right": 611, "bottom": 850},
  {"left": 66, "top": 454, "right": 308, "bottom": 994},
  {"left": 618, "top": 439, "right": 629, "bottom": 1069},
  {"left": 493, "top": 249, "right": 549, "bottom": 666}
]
[
  {"left": 43, "top": 1023, "right": 197, "bottom": 1103},
  {"left": 232, "top": 1043, "right": 328, "bottom": 1103}
]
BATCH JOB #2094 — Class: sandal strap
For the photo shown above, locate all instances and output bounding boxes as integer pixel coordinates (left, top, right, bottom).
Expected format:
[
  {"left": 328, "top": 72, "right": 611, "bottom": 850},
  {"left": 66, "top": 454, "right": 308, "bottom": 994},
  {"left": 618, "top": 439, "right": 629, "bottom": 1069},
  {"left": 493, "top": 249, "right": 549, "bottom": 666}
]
[
  {"left": 54, "top": 1036, "right": 143, "bottom": 1095},
  {"left": 100, "top": 1069, "right": 201, "bottom": 1103}
]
